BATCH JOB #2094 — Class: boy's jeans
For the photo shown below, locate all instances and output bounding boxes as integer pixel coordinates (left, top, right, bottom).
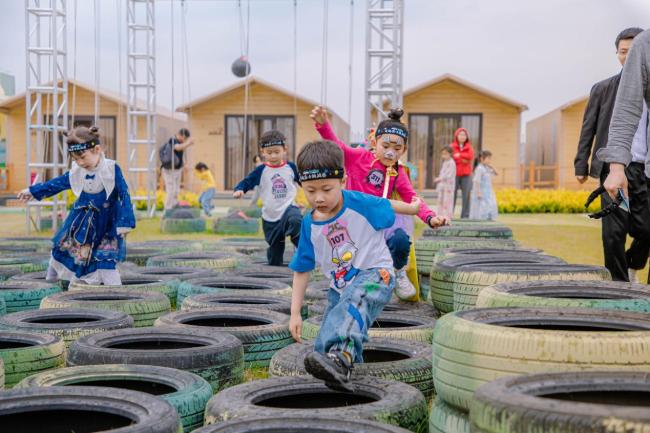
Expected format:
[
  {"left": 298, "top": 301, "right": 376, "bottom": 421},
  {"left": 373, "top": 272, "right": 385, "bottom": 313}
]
[
  {"left": 199, "top": 188, "right": 216, "bottom": 216},
  {"left": 314, "top": 268, "right": 394, "bottom": 363}
]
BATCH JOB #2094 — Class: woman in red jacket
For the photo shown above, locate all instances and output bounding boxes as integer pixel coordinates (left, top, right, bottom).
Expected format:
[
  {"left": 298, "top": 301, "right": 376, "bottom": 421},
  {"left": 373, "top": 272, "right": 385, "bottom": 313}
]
[{"left": 451, "top": 128, "right": 475, "bottom": 218}]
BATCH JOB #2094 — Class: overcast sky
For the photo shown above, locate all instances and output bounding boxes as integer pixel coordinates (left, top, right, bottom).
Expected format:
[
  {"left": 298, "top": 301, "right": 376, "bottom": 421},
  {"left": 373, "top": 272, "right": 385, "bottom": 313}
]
[{"left": 1, "top": 0, "right": 649, "bottom": 136}]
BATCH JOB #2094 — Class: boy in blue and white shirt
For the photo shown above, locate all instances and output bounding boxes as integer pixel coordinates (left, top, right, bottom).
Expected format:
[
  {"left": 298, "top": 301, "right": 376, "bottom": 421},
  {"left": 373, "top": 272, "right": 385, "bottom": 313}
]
[
  {"left": 289, "top": 140, "right": 421, "bottom": 391},
  {"left": 233, "top": 130, "right": 302, "bottom": 265}
]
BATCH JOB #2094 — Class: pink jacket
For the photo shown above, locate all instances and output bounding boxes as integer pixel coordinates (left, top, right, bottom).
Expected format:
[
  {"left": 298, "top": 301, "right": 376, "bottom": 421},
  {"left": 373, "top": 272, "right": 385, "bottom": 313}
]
[{"left": 316, "top": 121, "right": 436, "bottom": 224}]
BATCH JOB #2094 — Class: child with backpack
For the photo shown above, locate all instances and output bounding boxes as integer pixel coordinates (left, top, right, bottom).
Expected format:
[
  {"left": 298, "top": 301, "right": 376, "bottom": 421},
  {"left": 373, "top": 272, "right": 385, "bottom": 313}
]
[
  {"left": 310, "top": 106, "right": 448, "bottom": 300},
  {"left": 194, "top": 162, "right": 216, "bottom": 217},
  {"left": 232, "top": 130, "right": 302, "bottom": 266},
  {"left": 17, "top": 126, "right": 135, "bottom": 285},
  {"left": 289, "top": 140, "right": 422, "bottom": 391},
  {"left": 159, "top": 128, "right": 195, "bottom": 211}
]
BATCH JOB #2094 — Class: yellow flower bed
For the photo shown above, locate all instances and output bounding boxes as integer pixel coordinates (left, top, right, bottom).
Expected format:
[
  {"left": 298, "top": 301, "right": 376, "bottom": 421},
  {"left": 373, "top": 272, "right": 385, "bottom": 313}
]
[
  {"left": 496, "top": 189, "right": 601, "bottom": 214},
  {"left": 134, "top": 190, "right": 199, "bottom": 211}
]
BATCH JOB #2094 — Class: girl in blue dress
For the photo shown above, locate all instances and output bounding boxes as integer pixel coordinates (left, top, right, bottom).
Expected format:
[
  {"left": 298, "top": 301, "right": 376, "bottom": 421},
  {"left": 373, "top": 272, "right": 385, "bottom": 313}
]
[
  {"left": 18, "top": 126, "right": 135, "bottom": 285},
  {"left": 469, "top": 150, "right": 499, "bottom": 221}
]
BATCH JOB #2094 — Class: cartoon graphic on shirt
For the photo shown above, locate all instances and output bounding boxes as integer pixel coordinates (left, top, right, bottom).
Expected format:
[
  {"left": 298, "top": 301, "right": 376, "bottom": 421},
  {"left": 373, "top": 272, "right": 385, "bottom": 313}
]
[
  {"left": 366, "top": 168, "right": 385, "bottom": 189},
  {"left": 271, "top": 173, "right": 288, "bottom": 200},
  {"left": 325, "top": 220, "right": 359, "bottom": 289}
]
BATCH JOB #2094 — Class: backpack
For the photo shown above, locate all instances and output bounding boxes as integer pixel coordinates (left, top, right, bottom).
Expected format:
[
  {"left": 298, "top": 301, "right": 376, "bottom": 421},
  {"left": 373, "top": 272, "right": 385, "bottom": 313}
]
[{"left": 159, "top": 139, "right": 181, "bottom": 169}]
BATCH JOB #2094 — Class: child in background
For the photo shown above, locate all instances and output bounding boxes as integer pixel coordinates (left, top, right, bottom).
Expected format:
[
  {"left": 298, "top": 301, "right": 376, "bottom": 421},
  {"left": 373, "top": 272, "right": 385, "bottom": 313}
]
[
  {"left": 233, "top": 130, "right": 302, "bottom": 266},
  {"left": 289, "top": 140, "right": 422, "bottom": 391},
  {"left": 18, "top": 126, "right": 135, "bottom": 285},
  {"left": 434, "top": 146, "right": 456, "bottom": 220},
  {"left": 311, "top": 106, "right": 447, "bottom": 300},
  {"left": 469, "top": 150, "right": 498, "bottom": 220},
  {"left": 194, "top": 162, "right": 216, "bottom": 217}
]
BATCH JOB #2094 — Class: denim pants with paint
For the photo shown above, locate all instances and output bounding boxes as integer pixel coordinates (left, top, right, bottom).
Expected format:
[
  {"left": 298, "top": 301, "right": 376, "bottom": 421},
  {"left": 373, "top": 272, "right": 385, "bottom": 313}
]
[
  {"left": 199, "top": 188, "right": 216, "bottom": 216},
  {"left": 314, "top": 268, "right": 394, "bottom": 363}
]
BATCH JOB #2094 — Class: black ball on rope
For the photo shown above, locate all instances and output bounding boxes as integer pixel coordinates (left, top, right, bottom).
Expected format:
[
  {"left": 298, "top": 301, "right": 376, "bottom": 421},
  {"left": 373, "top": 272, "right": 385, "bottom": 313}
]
[{"left": 232, "top": 56, "right": 251, "bottom": 78}]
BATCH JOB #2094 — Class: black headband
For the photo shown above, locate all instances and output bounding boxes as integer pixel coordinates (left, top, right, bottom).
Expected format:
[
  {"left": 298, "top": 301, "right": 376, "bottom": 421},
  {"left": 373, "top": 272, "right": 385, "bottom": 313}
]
[
  {"left": 260, "top": 139, "right": 285, "bottom": 148},
  {"left": 299, "top": 167, "right": 345, "bottom": 182},
  {"left": 375, "top": 126, "right": 408, "bottom": 140},
  {"left": 68, "top": 140, "right": 99, "bottom": 153}
]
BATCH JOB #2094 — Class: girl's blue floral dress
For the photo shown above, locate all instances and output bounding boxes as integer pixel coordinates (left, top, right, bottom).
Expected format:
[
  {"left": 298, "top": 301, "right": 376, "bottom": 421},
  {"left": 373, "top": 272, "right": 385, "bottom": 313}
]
[
  {"left": 29, "top": 156, "right": 135, "bottom": 284},
  {"left": 469, "top": 163, "right": 498, "bottom": 221}
]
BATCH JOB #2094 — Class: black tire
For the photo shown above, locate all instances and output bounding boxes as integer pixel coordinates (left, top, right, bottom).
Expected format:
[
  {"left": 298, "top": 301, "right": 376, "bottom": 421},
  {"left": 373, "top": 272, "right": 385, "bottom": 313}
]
[
  {"left": 177, "top": 276, "right": 292, "bottom": 306},
  {"left": 310, "top": 299, "right": 438, "bottom": 318},
  {"left": 194, "top": 416, "right": 414, "bottom": 433},
  {"left": 0, "top": 237, "right": 52, "bottom": 253},
  {"left": 471, "top": 371, "right": 650, "bottom": 433},
  {"left": 182, "top": 292, "right": 308, "bottom": 319},
  {"left": 213, "top": 237, "right": 268, "bottom": 255},
  {"left": 9, "top": 271, "right": 69, "bottom": 290},
  {"left": 67, "top": 326, "right": 244, "bottom": 393},
  {"left": 224, "top": 264, "right": 294, "bottom": 286},
  {"left": 40, "top": 290, "right": 171, "bottom": 327},
  {"left": 269, "top": 338, "right": 434, "bottom": 399},
  {"left": 0, "top": 386, "right": 181, "bottom": 433},
  {"left": 0, "top": 280, "right": 62, "bottom": 313},
  {"left": 0, "top": 267, "right": 22, "bottom": 282},
  {"left": 432, "top": 307, "right": 650, "bottom": 411},
  {"left": 130, "top": 240, "right": 203, "bottom": 255},
  {"left": 125, "top": 247, "right": 164, "bottom": 266},
  {"left": 204, "top": 376, "right": 428, "bottom": 433},
  {"left": 147, "top": 251, "right": 244, "bottom": 271},
  {"left": 302, "top": 312, "right": 436, "bottom": 343},
  {"left": 155, "top": 307, "right": 292, "bottom": 368},
  {"left": 213, "top": 217, "right": 260, "bottom": 235},
  {"left": 163, "top": 207, "right": 202, "bottom": 219},
  {"left": 0, "top": 245, "right": 40, "bottom": 254},
  {"left": 0, "top": 255, "right": 49, "bottom": 273},
  {"left": 0, "top": 308, "right": 133, "bottom": 347},
  {"left": 423, "top": 224, "right": 513, "bottom": 239},
  {"left": 305, "top": 280, "right": 331, "bottom": 305},
  {"left": 122, "top": 265, "right": 216, "bottom": 282},
  {"left": 432, "top": 246, "right": 543, "bottom": 266},
  {"left": 69, "top": 275, "right": 181, "bottom": 309},
  {"left": 161, "top": 217, "right": 206, "bottom": 234},
  {"left": 16, "top": 364, "right": 212, "bottom": 433},
  {"left": 0, "top": 331, "right": 65, "bottom": 388}
]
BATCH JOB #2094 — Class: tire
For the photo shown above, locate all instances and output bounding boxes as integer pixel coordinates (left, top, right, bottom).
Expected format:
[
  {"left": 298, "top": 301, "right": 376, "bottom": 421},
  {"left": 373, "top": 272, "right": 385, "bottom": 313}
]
[
  {"left": 130, "top": 240, "right": 204, "bottom": 255},
  {"left": 0, "top": 237, "right": 52, "bottom": 253},
  {"left": 432, "top": 246, "right": 543, "bottom": 266},
  {"left": 122, "top": 266, "right": 216, "bottom": 283},
  {"left": 0, "top": 308, "right": 133, "bottom": 347},
  {"left": 155, "top": 307, "right": 292, "bottom": 368},
  {"left": 40, "top": 290, "right": 171, "bottom": 327},
  {"left": 0, "top": 245, "right": 40, "bottom": 254},
  {"left": 161, "top": 217, "right": 206, "bottom": 234},
  {"left": 305, "top": 280, "right": 331, "bottom": 305},
  {"left": 67, "top": 327, "right": 244, "bottom": 393},
  {"left": 423, "top": 224, "right": 513, "bottom": 239},
  {"left": 224, "top": 264, "right": 294, "bottom": 286},
  {"left": 9, "top": 271, "right": 69, "bottom": 290},
  {"left": 269, "top": 338, "right": 434, "bottom": 399},
  {"left": 147, "top": 251, "right": 243, "bottom": 272},
  {"left": 0, "top": 331, "right": 65, "bottom": 388},
  {"left": 69, "top": 275, "right": 181, "bottom": 309},
  {"left": 476, "top": 280, "right": 650, "bottom": 312},
  {"left": 0, "top": 267, "right": 22, "bottom": 282},
  {"left": 0, "top": 357, "right": 4, "bottom": 389},
  {"left": 309, "top": 299, "right": 438, "bottom": 318},
  {"left": 164, "top": 207, "right": 202, "bottom": 219},
  {"left": 126, "top": 247, "right": 166, "bottom": 266},
  {"left": 182, "top": 292, "right": 308, "bottom": 319},
  {"left": 429, "top": 397, "right": 469, "bottom": 433},
  {"left": 213, "top": 237, "right": 267, "bottom": 255},
  {"left": 0, "top": 280, "right": 62, "bottom": 313},
  {"left": 0, "top": 386, "right": 181, "bottom": 433},
  {"left": 213, "top": 218, "right": 260, "bottom": 235},
  {"left": 0, "top": 298, "right": 5, "bottom": 316},
  {"left": 177, "top": 276, "right": 292, "bottom": 306},
  {"left": 204, "top": 376, "right": 428, "bottom": 433},
  {"left": 430, "top": 255, "right": 566, "bottom": 313},
  {"left": 193, "top": 416, "right": 414, "bottom": 433},
  {"left": 302, "top": 312, "right": 436, "bottom": 343},
  {"left": 16, "top": 364, "right": 212, "bottom": 433},
  {"left": 432, "top": 307, "right": 650, "bottom": 411},
  {"left": 0, "top": 256, "right": 49, "bottom": 273},
  {"left": 418, "top": 272, "right": 431, "bottom": 303},
  {"left": 449, "top": 264, "right": 611, "bottom": 311},
  {"left": 470, "top": 371, "right": 650, "bottom": 433}
]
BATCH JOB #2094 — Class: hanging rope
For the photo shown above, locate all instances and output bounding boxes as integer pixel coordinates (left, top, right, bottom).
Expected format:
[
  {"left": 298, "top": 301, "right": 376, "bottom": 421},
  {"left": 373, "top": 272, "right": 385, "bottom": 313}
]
[
  {"left": 240, "top": 0, "right": 251, "bottom": 180},
  {"left": 320, "top": 0, "right": 329, "bottom": 106},
  {"left": 347, "top": 0, "right": 354, "bottom": 133},
  {"left": 94, "top": 0, "right": 100, "bottom": 125}
]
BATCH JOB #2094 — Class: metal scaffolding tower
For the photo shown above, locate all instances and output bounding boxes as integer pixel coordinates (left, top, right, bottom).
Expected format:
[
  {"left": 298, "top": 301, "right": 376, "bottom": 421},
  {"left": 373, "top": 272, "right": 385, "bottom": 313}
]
[
  {"left": 25, "top": 0, "right": 68, "bottom": 233},
  {"left": 127, "top": 0, "right": 157, "bottom": 216},
  {"left": 364, "top": 0, "right": 404, "bottom": 131}
]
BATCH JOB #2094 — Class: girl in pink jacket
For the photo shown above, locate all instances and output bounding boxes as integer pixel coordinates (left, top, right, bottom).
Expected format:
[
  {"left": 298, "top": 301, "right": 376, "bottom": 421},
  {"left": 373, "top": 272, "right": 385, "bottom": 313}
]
[{"left": 311, "top": 106, "right": 447, "bottom": 300}]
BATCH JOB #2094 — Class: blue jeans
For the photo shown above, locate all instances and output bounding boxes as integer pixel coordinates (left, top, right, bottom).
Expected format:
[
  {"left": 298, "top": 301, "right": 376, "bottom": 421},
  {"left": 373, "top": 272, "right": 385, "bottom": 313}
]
[
  {"left": 386, "top": 228, "right": 411, "bottom": 270},
  {"left": 199, "top": 188, "right": 216, "bottom": 216},
  {"left": 314, "top": 268, "right": 394, "bottom": 363}
]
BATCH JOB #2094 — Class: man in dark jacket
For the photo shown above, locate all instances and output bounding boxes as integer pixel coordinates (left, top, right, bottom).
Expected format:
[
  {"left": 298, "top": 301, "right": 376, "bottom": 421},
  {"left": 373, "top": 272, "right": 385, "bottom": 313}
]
[{"left": 575, "top": 27, "right": 648, "bottom": 282}]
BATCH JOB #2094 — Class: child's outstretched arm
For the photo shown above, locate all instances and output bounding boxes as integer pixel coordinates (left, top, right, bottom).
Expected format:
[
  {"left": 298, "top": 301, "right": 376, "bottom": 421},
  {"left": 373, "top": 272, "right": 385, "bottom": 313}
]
[
  {"left": 389, "top": 197, "right": 422, "bottom": 215},
  {"left": 394, "top": 166, "right": 447, "bottom": 227},
  {"left": 290, "top": 271, "right": 309, "bottom": 343},
  {"left": 18, "top": 173, "right": 71, "bottom": 202},
  {"left": 311, "top": 106, "right": 364, "bottom": 159},
  {"left": 232, "top": 164, "right": 264, "bottom": 199}
]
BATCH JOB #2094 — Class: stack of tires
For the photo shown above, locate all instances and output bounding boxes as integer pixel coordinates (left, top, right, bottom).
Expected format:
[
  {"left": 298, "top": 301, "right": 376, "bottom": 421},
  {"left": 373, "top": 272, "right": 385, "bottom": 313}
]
[
  {"left": 160, "top": 208, "right": 206, "bottom": 234},
  {"left": 213, "top": 211, "right": 260, "bottom": 235}
]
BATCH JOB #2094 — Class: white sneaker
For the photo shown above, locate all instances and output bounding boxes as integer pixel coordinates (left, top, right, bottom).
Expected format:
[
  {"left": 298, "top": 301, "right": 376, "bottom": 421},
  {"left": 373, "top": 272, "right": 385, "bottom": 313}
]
[
  {"left": 394, "top": 268, "right": 417, "bottom": 300},
  {"left": 628, "top": 269, "right": 639, "bottom": 283}
]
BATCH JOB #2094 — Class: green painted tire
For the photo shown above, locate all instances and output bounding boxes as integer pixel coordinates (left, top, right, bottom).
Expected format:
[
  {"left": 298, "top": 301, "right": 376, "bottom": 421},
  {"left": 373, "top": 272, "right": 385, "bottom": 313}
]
[
  {"left": 9, "top": 271, "right": 69, "bottom": 290},
  {"left": 161, "top": 217, "right": 206, "bottom": 234},
  {"left": 432, "top": 307, "right": 650, "bottom": 411},
  {"left": 211, "top": 237, "right": 267, "bottom": 255},
  {"left": 126, "top": 247, "right": 164, "bottom": 266},
  {"left": 0, "top": 237, "right": 52, "bottom": 253},
  {"left": 163, "top": 207, "right": 202, "bottom": 219},
  {"left": 0, "top": 357, "right": 3, "bottom": 389},
  {"left": 129, "top": 240, "right": 204, "bottom": 255},
  {"left": 0, "top": 256, "right": 49, "bottom": 273},
  {"left": 155, "top": 307, "right": 292, "bottom": 368},
  {"left": 177, "top": 276, "right": 292, "bottom": 306},
  {"left": 0, "top": 298, "right": 5, "bottom": 316},
  {"left": 432, "top": 246, "right": 543, "bottom": 266},
  {"left": 182, "top": 292, "right": 307, "bottom": 319},
  {"left": 423, "top": 224, "right": 513, "bottom": 239},
  {"left": 0, "top": 280, "right": 62, "bottom": 313},
  {"left": 192, "top": 417, "right": 414, "bottom": 433},
  {"left": 213, "top": 218, "right": 260, "bottom": 235},
  {"left": 302, "top": 312, "right": 436, "bottom": 343},
  {"left": 0, "top": 331, "right": 65, "bottom": 388},
  {"left": 223, "top": 264, "right": 294, "bottom": 286},
  {"left": 309, "top": 299, "right": 438, "bottom": 318},
  {"left": 0, "top": 308, "right": 133, "bottom": 348},
  {"left": 16, "top": 364, "right": 212, "bottom": 433},
  {"left": 429, "top": 397, "right": 469, "bottom": 433},
  {"left": 69, "top": 275, "right": 181, "bottom": 309},
  {"left": 0, "top": 267, "right": 22, "bottom": 282},
  {"left": 67, "top": 327, "right": 245, "bottom": 393},
  {"left": 147, "top": 252, "right": 243, "bottom": 272},
  {"left": 41, "top": 290, "right": 171, "bottom": 327},
  {"left": 269, "top": 338, "right": 434, "bottom": 399}
]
